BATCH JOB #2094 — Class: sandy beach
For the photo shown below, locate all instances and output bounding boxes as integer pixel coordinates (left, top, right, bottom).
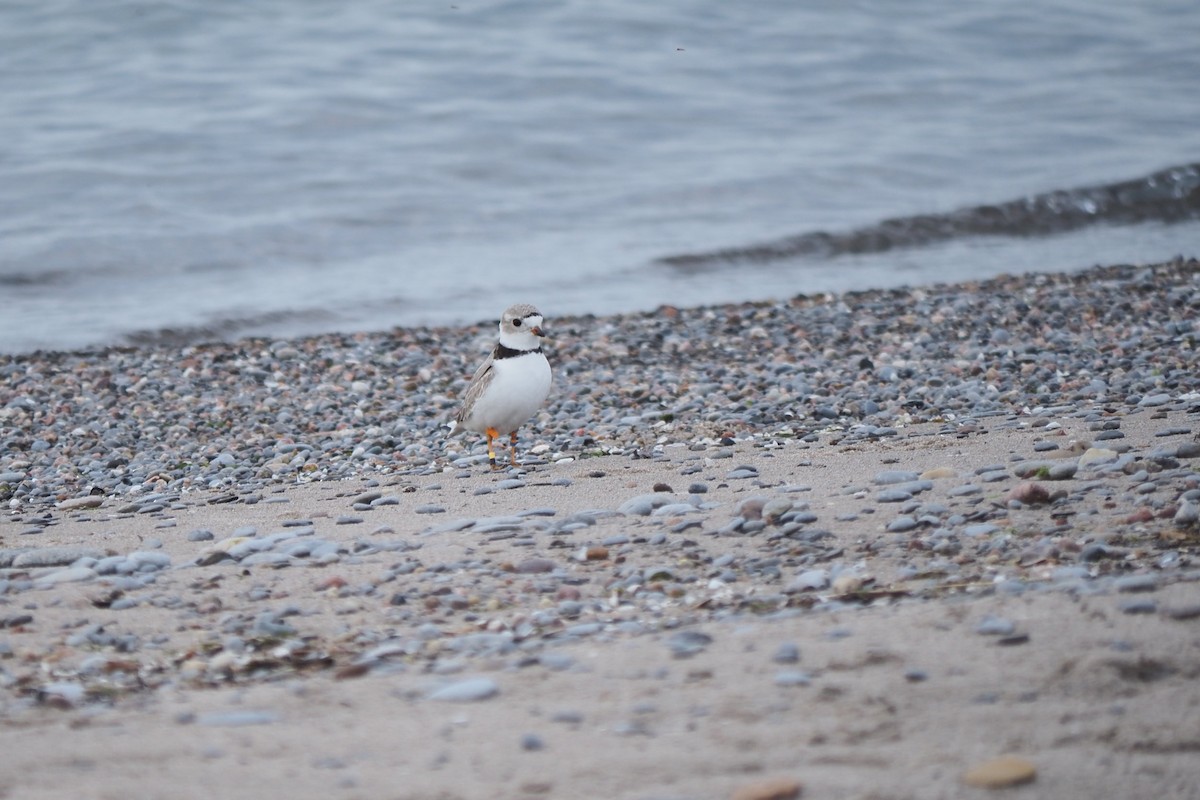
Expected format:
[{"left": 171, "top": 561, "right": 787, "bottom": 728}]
[{"left": 2, "top": 260, "right": 1199, "bottom": 799}]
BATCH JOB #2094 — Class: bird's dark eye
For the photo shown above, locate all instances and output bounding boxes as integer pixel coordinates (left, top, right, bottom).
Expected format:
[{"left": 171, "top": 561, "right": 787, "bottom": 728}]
[{"left": 512, "top": 319, "right": 522, "bottom": 327}]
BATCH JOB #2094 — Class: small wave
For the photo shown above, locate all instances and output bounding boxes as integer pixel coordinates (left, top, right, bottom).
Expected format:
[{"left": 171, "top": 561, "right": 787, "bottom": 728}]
[
  {"left": 658, "top": 162, "right": 1200, "bottom": 271},
  {"left": 0, "top": 269, "right": 73, "bottom": 288},
  {"left": 121, "top": 308, "right": 340, "bottom": 349}
]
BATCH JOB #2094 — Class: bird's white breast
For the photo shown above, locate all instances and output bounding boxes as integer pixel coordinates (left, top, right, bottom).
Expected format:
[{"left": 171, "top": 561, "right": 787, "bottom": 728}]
[{"left": 463, "top": 352, "right": 551, "bottom": 435}]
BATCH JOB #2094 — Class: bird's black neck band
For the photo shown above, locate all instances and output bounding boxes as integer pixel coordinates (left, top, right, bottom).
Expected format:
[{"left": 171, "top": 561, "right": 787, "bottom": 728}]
[{"left": 494, "top": 343, "right": 541, "bottom": 360}]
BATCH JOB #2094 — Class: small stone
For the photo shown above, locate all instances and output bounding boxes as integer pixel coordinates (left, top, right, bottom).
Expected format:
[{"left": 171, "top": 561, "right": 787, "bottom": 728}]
[
  {"left": 975, "top": 615, "right": 1016, "bottom": 636},
  {"left": 35, "top": 566, "right": 97, "bottom": 587},
  {"left": 1006, "top": 482, "right": 1052, "bottom": 505},
  {"left": 831, "top": 574, "right": 864, "bottom": 594},
  {"left": 619, "top": 494, "right": 669, "bottom": 516},
  {"left": 772, "top": 643, "right": 800, "bottom": 664},
  {"left": 57, "top": 496, "right": 103, "bottom": 511},
  {"left": 667, "top": 630, "right": 713, "bottom": 658},
  {"left": 514, "top": 558, "right": 556, "bottom": 574},
  {"left": 874, "top": 470, "right": 919, "bottom": 485},
  {"left": 773, "top": 670, "right": 811, "bottom": 687},
  {"left": 963, "top": 755, "right": 1036, "bottom": 788},
  {"left": 731, "top": 777, "right": 803, "bottom": 800},
  {"left": 195, "top": 710, "right": 282, "bottom": 727},
  {"left": 1174, "top": 498, "right": 1199, "bottom": 527},
  {"left": 427, "top": 677, "right": 499, "bottom": 702},
  {"left": 575, "top": 546, "right": 608, "bottom": 562},
  {"left": 1114, "top": 574, "right": 1158, "bottom": 593},
  {"left": 12, "top": 547, "right": 106, "bottom": 568},
  {"left": 787, "top": 569, "right": 828, "bottom": 592},
  {"left": 1161, "top": 604, "right": 1200, "bottom": 621},
  {"left": 1119, "top": 599, "right": 1157, "bottom": 615},
  {"left": 1078, "top": 448, "right": 1119, "bottom": 467},
  {"left": 920, "top": 467, "right": 956, "bottom": 480}
]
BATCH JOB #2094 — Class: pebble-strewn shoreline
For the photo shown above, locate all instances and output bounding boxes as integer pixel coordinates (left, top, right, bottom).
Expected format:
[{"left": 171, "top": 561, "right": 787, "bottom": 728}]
[
  {"left": 2, "top": 259, "right": 1198, "bottom": 511},
  {"left": 2, "top": 260, "right": 1199, "bottom": 798}
]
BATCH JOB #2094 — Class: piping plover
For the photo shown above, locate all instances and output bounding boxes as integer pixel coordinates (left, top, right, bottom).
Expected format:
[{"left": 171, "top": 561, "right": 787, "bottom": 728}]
[{"left": 453, "top": 303, "right": 552, "bottom": 469}]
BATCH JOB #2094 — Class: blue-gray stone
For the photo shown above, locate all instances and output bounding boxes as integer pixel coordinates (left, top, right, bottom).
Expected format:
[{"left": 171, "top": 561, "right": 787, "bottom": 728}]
[
  {"left": 427, "top": 677, "right": 500, "bottom": 702},
  {"left": 976, "top": 615, "right": 1016, "bottom": 636}
]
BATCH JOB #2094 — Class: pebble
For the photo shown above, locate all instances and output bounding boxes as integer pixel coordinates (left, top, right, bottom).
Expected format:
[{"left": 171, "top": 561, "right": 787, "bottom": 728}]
[
  {"left": 11, "top": 547, "right": 106, "bottom": 568},
  {"left": 0, "top": 258, "right": 1198, "bottom": 726},
  {"left": 962, "top": 755, "right": 1037, "bottom": 788},
  {"left": 619, "top": 494, "right": 670, "bottom": 516},
  {"left": 773, "top": 670, "right": 811, "bottom": 687},
  {"left": 193, "top": 710, "right": 282, "bottom": 727},
  {"left": 731, "top": 777, "right": 803, "bottom": 800},
  {"left": 772, "top": 642, "right": 801, "bottom": 664},
  {"left": 1114, "top": 574, "right": 1159, "bottom": 593},
  {"left": 56, "top": 496, "right": 104, "bottom": 511},
  {"left": 427, "top": 677, "right": 500, "bottom": 702},
  {"left": 787, "top": 570, "right": 829, "bottom": 592},
  {"left": 667, "top": 630, "right": 713, "bottom": 658},
  {"left": 975, "top": 615, "right": 1016, "bottom": 636}
]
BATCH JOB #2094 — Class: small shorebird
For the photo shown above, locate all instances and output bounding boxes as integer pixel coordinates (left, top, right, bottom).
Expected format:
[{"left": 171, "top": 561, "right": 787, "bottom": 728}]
[{"left": 452, "top": 303, "right": 552, "bottom": 469}]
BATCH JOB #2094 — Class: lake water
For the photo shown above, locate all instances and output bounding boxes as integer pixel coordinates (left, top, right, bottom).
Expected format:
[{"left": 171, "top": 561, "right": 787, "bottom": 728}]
[{"left": 2, "top": 0, "right": 1198, "bottom": 353}]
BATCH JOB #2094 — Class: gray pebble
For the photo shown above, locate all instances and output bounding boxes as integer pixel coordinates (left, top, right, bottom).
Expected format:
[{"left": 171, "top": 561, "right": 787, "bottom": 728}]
[
  {"left": 667, "top": 630, "right": 713, "bottom": 658},
  {"left": 773, "top": 670, "right": 811, "bottom": 687},
  {"left": 772, "top": 642, "right": 801, "bottom": 664},
  {"left": 788, "top": 569, "right": 829, "bottom": 592},
  {"left": 975, "top": 615, "right": 1016, "bottom": 636},
  {"left": 1114, "top": 574, "right": 1158, "bottom": 593},
  {"left": 618, "top": 494, "right": 669, "bottom": 516},
  {"left": 874, "top": 470, "right": 919, "bottom": 485},
  {"left": 1118, "top": 599, "right": 1157, "bottom": 615},
  {"left": 12, "top": 547, "right": 106, "bottom": 568},
  {"left": 427, "top": 677, "right": 500, "bottom": 702},
  {"left": 194, "top": 710, "right": 282, "bottom": 727}
]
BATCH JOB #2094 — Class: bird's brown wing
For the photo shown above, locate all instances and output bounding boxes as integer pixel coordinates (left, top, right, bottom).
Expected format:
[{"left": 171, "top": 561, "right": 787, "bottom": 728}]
[{"left": 455, "top": 353, "right": 496, "bottom": 425}]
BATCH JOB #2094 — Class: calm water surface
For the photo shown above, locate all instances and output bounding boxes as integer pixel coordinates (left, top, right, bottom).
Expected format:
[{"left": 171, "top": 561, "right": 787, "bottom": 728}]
[{"left": 1, "top": 0, "right": 1198, "bottom": 352}]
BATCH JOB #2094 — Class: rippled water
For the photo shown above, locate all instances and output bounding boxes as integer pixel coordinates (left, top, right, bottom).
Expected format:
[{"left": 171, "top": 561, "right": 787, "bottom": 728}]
[{"left": 1, "top": 0, "right": 1198, "bottom": 353}]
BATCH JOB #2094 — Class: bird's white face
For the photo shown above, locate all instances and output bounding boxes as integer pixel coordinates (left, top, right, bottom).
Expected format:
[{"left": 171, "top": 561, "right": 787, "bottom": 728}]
[{"left": 498, "top": 306, "right": 547, "bottom": 350}]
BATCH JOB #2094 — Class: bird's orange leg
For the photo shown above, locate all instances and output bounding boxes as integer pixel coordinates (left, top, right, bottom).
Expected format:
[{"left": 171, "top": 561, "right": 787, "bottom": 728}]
[
  {"left": 509, "top": 430, "right": 520, "bottom": 468},
  {"left": 485, "top": 427, "right": 501, "bottom": 469}
]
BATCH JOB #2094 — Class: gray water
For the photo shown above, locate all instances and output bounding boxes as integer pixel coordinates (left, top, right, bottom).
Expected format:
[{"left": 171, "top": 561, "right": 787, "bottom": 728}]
[{"left": 2, "top": 0, "right": 1198, "bottom": 354}]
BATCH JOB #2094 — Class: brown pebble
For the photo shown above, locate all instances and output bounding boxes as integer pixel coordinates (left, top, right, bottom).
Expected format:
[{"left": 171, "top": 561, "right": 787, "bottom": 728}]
[
  {"left": 315, "top": 576, "right": 347, "bottom": 591},
  {"left": 1006, "top": 482, "right": 1052, "bottom": 505},
  {"left": 738, "top": 498, "right": 766, "bottom": 521},
  {"left": 653, "top": 482, "right": 674, "bottom": 493},
  {"left": 963, "top": 755, "right": 1037, "bottom": 788},
  {"left": 731, "top": 777, "right": 802, "bottom": 800},
  {"left": 334, "top": 663, "right": 371, "bottom": 681},
  {"left": 586, "top": 546, "right": 609, "bottom": 561},
  {"left": 1122, "top": 508, "right": 1154, "bottom": 524}
]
